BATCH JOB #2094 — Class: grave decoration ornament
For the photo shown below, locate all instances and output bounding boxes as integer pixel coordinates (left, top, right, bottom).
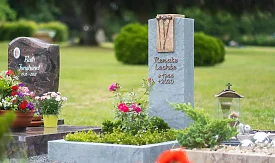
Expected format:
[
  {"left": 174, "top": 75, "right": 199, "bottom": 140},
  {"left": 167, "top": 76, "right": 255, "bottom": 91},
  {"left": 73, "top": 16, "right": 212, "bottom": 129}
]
[{"left": 215, "top": 83, "right": 244, "bottom": 126}]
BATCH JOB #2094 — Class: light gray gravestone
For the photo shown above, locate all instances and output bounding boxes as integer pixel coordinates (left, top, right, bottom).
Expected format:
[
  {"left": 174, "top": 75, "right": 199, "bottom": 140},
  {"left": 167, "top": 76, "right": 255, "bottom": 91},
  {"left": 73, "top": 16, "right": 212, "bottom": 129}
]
[{"left": 148, "top": 14, "right": 194, "bottom": 129}]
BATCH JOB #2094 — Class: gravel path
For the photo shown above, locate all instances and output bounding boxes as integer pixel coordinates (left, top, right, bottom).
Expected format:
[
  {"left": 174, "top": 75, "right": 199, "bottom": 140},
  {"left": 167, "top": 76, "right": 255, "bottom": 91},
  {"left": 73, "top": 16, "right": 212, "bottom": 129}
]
[{"left": 5, "top": 154, "right": 74, "bottom": 163}]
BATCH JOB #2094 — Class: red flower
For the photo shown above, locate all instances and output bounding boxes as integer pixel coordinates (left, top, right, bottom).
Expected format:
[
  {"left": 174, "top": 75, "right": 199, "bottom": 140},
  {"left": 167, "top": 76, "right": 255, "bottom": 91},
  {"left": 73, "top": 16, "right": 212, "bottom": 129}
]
[
  {"left": 6, "top": 70, "right": 14, "bottom": 76},
  {"left": 156, "top": 148, "right": 191, "bottom": 163},
  {"left": 19, "top": 100, "right": 28, "bottom": 109},
  {"left": 118, "top": 103, "right": 129, "bottom": 112},
  {"left": 12, "top": 85, "right": 19, "bottom": 91},
  {"left": 11, "top": 91, "right": 18, "bottom": 96},
  {"left": 13, "top": 99, "right": 17, "bottom": 103}
]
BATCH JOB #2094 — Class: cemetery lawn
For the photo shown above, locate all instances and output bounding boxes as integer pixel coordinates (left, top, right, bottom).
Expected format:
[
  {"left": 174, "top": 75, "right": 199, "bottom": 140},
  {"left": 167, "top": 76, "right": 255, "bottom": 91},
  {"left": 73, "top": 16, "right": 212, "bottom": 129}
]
[{"left": 0, "top": 43, "right": 274, "bottom": 130}]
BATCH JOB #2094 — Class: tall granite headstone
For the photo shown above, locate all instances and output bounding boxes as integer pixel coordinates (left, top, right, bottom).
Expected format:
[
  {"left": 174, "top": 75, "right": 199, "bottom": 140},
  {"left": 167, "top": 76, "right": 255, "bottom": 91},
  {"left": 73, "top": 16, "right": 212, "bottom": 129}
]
[
  {"left": 8, "top": 37, "right": 60, "bottom": 96},
  {"left": 148, "top": 14, "right": 194, "bottom": 129}
]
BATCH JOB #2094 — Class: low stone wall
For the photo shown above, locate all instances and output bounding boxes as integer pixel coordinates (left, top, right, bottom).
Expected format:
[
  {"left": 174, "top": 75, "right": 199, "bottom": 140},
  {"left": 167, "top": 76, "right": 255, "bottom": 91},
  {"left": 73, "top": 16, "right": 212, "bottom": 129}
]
[
  {"left": 48, "top": 140, "right": 179, "bottom": 163},
  {"left": 186, "top": 150, "right": 275, "bottom": 163},
  {"left": 48, "top": 140, "right": 275, "bottom": 163}
]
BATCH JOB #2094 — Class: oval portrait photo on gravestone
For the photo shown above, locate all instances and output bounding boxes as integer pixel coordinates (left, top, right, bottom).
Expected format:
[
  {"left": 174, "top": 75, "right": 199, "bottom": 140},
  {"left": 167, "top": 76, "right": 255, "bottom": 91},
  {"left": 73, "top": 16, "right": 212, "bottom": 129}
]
[{"left": 13, "top": 47, "right": 20, "bottom": 59}]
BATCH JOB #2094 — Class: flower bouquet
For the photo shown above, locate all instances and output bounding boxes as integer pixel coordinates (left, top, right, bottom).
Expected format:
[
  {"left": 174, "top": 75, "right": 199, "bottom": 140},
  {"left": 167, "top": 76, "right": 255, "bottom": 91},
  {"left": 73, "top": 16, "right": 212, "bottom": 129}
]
[
  {"left": 0, "top": 70, "right": 36, "bottom": 131},
  {"left": 35, "top": 92, "right": 67, "bottom": 128}
]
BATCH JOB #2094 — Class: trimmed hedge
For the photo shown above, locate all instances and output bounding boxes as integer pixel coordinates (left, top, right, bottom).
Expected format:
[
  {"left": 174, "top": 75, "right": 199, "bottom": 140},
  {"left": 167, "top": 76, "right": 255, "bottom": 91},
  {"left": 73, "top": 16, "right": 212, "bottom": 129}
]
[
  {"left": 114, "top": 23, "right": 148, "bottom": 65},
  {"left": 39, "top": 21, "right": 68, "bottom": 42},
  {"left": 238, "top": 35, "right": 275, "bottom": 46},
  {"left": 0, "top": 20, "right": 37, "bottom": 41},
  {"left": 0, "top": 20, "right": 68, "bottom": 42},
  {"left": 114, "top": 23, "right": 225, "bottom": 66},
  {"left": 194, "top": 32, "right": 225, "bottom": 66}
]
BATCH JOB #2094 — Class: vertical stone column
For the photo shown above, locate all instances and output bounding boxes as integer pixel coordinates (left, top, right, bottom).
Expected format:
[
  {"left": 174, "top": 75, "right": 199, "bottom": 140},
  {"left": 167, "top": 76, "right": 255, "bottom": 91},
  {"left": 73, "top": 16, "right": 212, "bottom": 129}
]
[{"left": 148, "top": 15, "right": 194, "bottom": 129}]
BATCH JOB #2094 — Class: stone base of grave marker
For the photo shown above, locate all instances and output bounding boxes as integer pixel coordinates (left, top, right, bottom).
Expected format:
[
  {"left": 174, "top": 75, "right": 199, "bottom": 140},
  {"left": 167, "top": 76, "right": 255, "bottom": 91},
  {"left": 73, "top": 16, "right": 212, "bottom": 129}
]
[
  {"left": 148, "top": 15, "right": 194, "bottom": 129},
  {"left": 6, "top": 125, "right": 101, "bottom": 158}
]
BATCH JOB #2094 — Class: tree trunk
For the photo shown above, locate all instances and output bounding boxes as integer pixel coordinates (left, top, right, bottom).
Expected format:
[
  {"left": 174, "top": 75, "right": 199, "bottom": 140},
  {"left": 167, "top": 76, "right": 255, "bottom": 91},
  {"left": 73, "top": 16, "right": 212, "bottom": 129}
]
[{"left": 79, "top": 0, "right": 104, "bottom": 46}]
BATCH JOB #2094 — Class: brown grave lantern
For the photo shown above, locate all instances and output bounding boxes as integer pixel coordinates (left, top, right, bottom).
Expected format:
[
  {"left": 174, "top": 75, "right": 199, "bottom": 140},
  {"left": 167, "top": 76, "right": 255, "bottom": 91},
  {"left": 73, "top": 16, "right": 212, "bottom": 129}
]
[{"left": 215, "top": 83, "right": 244, "bottom": 122}]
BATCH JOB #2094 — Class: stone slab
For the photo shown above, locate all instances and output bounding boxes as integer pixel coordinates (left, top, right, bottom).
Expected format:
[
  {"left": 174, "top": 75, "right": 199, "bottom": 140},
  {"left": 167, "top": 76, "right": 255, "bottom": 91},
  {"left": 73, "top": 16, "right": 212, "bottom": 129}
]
[
  {"left": 48, "top": 140, "right": 179, "bottom": 163},
  {"left": 148, "top": 17, "right": 194, "bottom": 129},
  {"left": 186, "top": 150, "right": 275, "bottom": 163},
  {"left": 8, "top": 37, "right": 60, "bottom": 96},
  {"left": 6, "top": 125, "right": 100, "bottom": 158}
]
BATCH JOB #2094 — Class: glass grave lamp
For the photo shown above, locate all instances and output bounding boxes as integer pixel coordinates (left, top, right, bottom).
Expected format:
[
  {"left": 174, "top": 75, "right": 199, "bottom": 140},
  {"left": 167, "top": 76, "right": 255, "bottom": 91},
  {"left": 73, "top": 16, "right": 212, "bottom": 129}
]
[{"left": 215, "top": 83, "right": 244, "bottom": 124}]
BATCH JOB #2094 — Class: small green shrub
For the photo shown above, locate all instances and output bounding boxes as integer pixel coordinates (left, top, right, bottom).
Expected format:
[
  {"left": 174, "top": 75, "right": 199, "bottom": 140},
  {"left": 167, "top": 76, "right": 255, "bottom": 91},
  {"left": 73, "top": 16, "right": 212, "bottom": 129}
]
[
  {"left": 64, "top": 129, "right": 176, "bottom": 146},
  {"left": 171, "top": 103, "right": 237, "bottom": 149},
  {"left": 114, "top": 23, "right": 148, "bottom": 65},
  {"left": 148, "top": 116, "right": 170, "bottom": 132},
  {"left": 194, "top": 32, "right": 225, "bottom": 66},
  {"left": 0, "top": 112, "right": 15, "bottom": 161},
  {"left": 39, "top": 21, "right": 68, "bottom": 42},
  {"left": 0, "top": 20, "right": 37, "bottom": 41},
  {"left": 101, "top": 120, "right": 122, "bottom": 133},
  {"left": 216, "top": 38, "right": 226, "bottom": 63}
]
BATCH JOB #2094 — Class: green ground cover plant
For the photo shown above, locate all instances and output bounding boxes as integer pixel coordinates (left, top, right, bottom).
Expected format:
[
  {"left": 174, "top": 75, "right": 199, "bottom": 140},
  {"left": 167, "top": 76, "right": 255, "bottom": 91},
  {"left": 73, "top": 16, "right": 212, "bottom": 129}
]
[
  {"left": 65, "top": 79, "right": 176, "bottom": 145},
  {"left": 0, "top": 43, "right": 274, "bottom": 130}
]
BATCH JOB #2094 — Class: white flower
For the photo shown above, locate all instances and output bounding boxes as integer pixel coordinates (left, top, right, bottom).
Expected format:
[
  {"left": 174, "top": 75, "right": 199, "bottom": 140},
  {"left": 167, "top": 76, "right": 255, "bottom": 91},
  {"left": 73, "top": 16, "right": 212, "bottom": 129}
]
[
  {"left": 57, "top": 92, "right": 61, "bottom": 95},
  {"left": 56, "top": 97, "right": 61, "bottom": 101},
  {"left": 46, "top": 96, "right": 51, "bottom": 100},
  {"left": 35, "top": 96, "right": 40, "bottom": 100},
  {"left": 61, "top": 97, "right": 67, "bottom": 101}
]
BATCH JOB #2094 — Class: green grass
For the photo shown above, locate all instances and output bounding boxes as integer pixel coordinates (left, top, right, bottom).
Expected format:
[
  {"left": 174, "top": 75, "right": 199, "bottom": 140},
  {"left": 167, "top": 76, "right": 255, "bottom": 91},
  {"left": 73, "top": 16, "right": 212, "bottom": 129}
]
[{"left": 0, "top": 43, "right": 275, "bottom": 130}]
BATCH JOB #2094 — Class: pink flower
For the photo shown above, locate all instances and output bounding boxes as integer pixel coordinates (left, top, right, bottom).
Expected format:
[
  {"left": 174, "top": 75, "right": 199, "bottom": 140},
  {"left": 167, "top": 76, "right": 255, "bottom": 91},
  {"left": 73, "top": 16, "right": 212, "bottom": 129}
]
[
  {"left": 118, "top": 103, "right": 129, "bottom": 112},
  {"left": 35, "top": 96, "right": 40, "bottom": 100},
  {"left": 51, "top": 92, "right": 58, "bottom": 97},
  {"left": 131, "top": 103, "right": 141, "bottom": 113},
  {"left": 62, "top": 97, "right": 67, "bottom": 101},
  {"left": 30, "top": 92, "right": 35, "bottom": 97},
  {"left": 109, "top": 83, "right": 119, "bottom": 92},
  {"left": 133, "top": 107, "right": 141, "bottom": 113},
  {"left": 19, "top": 86, "right": 29, "bottom": 93}
]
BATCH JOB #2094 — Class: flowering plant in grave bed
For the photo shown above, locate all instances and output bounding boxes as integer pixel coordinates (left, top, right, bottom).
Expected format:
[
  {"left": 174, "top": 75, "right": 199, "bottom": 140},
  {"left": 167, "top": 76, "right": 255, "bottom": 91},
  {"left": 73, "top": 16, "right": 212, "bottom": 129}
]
[
  {"left": 65, "top": 78, "right": 176, "bottom": 145},
  {"left": 0, "top": 70, "right": 36, "bottom": 113},
  {"left": 35, "top": 92, "right": 67, "bottom": 115}
]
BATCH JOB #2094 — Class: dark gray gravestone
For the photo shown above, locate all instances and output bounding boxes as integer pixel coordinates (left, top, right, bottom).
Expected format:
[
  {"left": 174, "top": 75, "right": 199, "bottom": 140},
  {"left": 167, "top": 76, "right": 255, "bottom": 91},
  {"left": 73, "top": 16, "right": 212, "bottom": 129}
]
[{"left": 8, "top": 37, "right": 60, "bottom": 96}]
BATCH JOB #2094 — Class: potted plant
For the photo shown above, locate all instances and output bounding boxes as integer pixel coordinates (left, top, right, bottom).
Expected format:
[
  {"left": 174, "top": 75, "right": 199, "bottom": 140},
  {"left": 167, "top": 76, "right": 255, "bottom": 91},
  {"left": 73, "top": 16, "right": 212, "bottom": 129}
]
[
  {"left": 35, "top": 92, "right": 67, "bottom": 128},
  {"left": 0, "top": 70, "right": 36, "bottom": 131}
]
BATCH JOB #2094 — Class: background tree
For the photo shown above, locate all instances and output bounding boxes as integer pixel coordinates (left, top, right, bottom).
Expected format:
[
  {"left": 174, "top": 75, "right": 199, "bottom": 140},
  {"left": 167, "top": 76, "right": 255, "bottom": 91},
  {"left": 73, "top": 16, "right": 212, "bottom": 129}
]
[{"left": 0, "top": 0, "right": 16, "bottom": 21}]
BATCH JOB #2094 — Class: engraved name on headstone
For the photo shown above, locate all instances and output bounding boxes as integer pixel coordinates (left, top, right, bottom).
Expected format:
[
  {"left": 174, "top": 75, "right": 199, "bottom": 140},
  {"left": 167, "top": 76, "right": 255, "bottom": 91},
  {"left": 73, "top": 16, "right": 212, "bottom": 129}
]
[
  {"left": 8, "top": 37, "right": 60, "bottom": 96},
  {"left": 148, "top": 14, "right": 194, "bottom": 129}
]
